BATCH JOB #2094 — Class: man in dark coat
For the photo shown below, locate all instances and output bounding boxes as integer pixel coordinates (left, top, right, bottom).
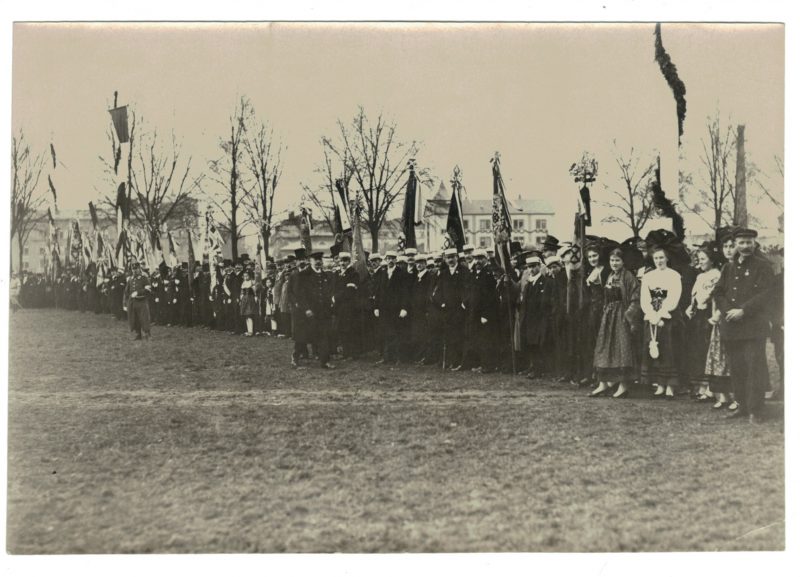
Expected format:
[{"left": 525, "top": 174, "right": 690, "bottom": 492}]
[
  {"left": 521, "top": 255, "right": 555, "bottom": 377},
  {"left": 293, "top": 252, "right": 335, "bottom": 368},
  {"left": 289, "top": 249, "right": 311, "bottom": 363},
  {"left": 714, "top": 228, "right": 774, "bottom": 423},
  {"left": 124, "top": 260, "right": 152, "bottom": 340},
  {"left": 373, "top": 250, "right": 411, "bottom": 364},
  {"left": 410, "top": 253, "right": 436, "bottom": 363},
  {"left": 431, "top": 247, "right": 467, "bottom": 368},
  {"left": 334, "top": 252, "right": 363, "bottom": 359},
  {"left": 458, "top": 248, "right": 500, "bottom": 373}
]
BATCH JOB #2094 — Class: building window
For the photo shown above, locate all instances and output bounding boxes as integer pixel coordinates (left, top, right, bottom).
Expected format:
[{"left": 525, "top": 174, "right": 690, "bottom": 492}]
[
  {"left": 513, "top": 235, "right": 525, "bottom": 244},
  {"left": 479, "top": 236, "right": 491, "bottom": 248},
  {"left": 463, "top": 219, "right": 469, "bottom": 231},
  {"left": 536, "top": 219, "right": 547, "bottom": 230},
  {"left": 536, "top": 235, "right": 547, "bottom": 246},
  {"left": 513, "top": 219, "right": 524, "bottom": 231},
  {"left": 23, "top": 247, "right": 29, "bottom": 256},
  {"left": 479, "top": 219, "right": 491, "bottom": 231},
  {"left": 23, "top": 261, "right": 29, "bottom": 270}
]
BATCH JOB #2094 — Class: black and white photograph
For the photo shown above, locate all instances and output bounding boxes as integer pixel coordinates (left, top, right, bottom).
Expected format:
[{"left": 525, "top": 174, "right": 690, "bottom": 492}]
[{"left": 2, "top": 5, "right": 795, "bottom": 572}]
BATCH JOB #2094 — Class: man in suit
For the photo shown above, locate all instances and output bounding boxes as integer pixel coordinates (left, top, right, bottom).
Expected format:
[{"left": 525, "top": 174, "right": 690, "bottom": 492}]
[
  {"left": 410, "top": 252, "right": 436, "bottom": 363},
  {"left": 431, "top": 247, "right": 467, "bottom": 368},
  {"left": 124, "top": 260, "right": 152, "bottom": 341},
  {"left": 460, "top": 248, "right": 500, "bottom": 373},
  {"left": 294, "top": 251, "right": 335, "bottom": 369},
  {"left": 714, "top": 228, "right": 775, "bottom": 423},
  {"left": 521, "top": 254, "right": 555, "bottom": 377},
  {"left": 334, "top": 252, "right": 363, "bottom": 359},
  {"left": 373, "top": 250, "right": 411, "bottom": 364}
]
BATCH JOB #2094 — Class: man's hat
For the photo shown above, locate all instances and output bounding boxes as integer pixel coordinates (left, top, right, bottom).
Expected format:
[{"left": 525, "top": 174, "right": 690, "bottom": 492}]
[
  {"left": 294, "top": 248, "right": 307, "bottom": 260},
  {"left": 474, "top": 248, "right": 488, "bottom": 258},
  {"left": 414, "top": 253, "right": 427, "bottom": 262},
  {"left": 309, "top": 251, "right": 324, "bottom": 260},
  {"left": 397, "top": 255, "right": 408, "bottom": 264},
  {"left": 339, "top": 252, "right": 352, "bottom": 260},
  {"left": 286, "top": 254, "right": 296, "bottom": 262},
  {"left": 405, "top": 248, "right": 418, "bottom": 256},
  {"left": 444, "top": 248, "right": 458, "bottom": 257},
  {"left": 385, "top": 250, "right": 398, "bottom": 258},
  {"left": 463, "top": 243, "right": 475, "bottom": 253},
  {"left": 330, "top": 244, "right": 341, "bottom": 257},
  {"left": 526, "top": 255, "right": 542, "bottom": 265},
  {"left": 369, "top": 253, "right": 382, "bottom": 262},
  {"left": 542, "top": 235, "right": 560, "bottom": 250},
  {"left": 733, "top": 227, "right": 758, "bottom": 239}
]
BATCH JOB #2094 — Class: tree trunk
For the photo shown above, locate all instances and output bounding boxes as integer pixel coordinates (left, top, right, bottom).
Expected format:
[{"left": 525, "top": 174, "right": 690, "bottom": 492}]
[
  {"left": 370, "top": 227, "right": 379, "bottom": 253},
  {"left": 18, "top": 231, "right": 24, "bottom": 274}
]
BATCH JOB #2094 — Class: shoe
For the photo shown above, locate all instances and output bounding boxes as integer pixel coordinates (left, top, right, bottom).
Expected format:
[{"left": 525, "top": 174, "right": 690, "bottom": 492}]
[
  {"left": 374, "top": 359, "right": 386, "bottom": 366},
  {"left": 612, "top": 389, "right": 629, "bottom": 399},
  {"left": 589, "top": 386, "right": 610, "bottom": 398},
  {"left": 653, "top": 389, "right": 665, "bottom": 397},
  {"left": 712, "top": 401, "right": 724, "bottom": 409},
  {"left": 450, "top": 365, "right": 463, "bottom": 372},
  {"left": 291, "top": 353, "right": 298, "bottom": 368},
  {"left": 728, "top": 401, "right": 739, "bottom": 411},
  {"left": 321, "top": 362, "right": 335, "bottom": 369},
  {"left": 471, "top": 367, "right": 483, "bottom": 373}
]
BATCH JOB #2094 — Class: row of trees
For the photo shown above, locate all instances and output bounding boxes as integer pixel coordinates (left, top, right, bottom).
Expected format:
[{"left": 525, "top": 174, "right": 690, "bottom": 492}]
[
  {"left": 10, "top": 103, "right": 783, "bottom": 273},
  {"left": 600, "top": 112, "right": 784, "bottom": 239}
]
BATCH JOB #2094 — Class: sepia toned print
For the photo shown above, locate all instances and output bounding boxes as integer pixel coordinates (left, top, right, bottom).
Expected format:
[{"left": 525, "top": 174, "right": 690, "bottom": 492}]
[{"left": 8, "top": 22, "right": 783, "bottom": 553}]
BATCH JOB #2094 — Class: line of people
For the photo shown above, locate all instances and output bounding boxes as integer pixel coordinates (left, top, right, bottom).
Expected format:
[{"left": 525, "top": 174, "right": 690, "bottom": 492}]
[{"left": 18, "top": 226, "right": 782, "bottom": 423}]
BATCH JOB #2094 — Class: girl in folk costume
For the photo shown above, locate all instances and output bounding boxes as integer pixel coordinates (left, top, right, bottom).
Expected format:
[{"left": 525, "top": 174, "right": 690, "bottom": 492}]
[
  {"left": 706, "top": 232, "right": 737, "bottom": 410},
  {"left": 684, "top": 242, "right": 723, "bottom": 401},
  {"left": 590, "top": 249, "right": 640, "bottom": 398},
  {"left": 239, "top": 270, "right": 259, "bottom": 336},
  {"left": 640, "top": 246, "right": 683, "bottom": 399}
]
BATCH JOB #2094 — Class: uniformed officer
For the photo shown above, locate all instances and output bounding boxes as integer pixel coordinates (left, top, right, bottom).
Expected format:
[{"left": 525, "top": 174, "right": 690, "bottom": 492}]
[
  {"left": 714, "top": 227, "right": 774, "bottom": 423},
  {"left": 293, "top": 251, "right": 335, "bottom": 368},
  {"left": 373, "top": 250, "right": 411, "bottom": 364},
  {"left": 334, "top": 251, "right": 363, "bottom": 359},
  {"left": 124, "top": 260, "right": 152, "bottom": 340}
]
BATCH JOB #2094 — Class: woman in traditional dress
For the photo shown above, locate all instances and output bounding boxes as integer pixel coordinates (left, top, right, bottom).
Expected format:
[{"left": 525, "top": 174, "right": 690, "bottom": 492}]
[
  {"left": 590, "top": 249, "right": 640, "bottom": 398},
  {"left": 582, "top": 243, "right": 610, "bottom": 386},
  {"left": 640, "top": 246, "right": 683, "bottom": 399},
  {"left": 708, "top": 233, "right": 737, "bottom": 410},
  {"left": 239, "top": 270, "right": 259, "bottom": 336}
]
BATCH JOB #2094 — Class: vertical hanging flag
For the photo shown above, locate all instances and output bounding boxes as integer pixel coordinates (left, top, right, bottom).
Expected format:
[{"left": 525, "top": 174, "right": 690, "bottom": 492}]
[
  {"left": 400, "top": 160, "right": 419, "bottom": 250},
  {"left": 333, "top": 178, "right": 353, "bottom": 233},
  {"left": 351, "top": 196, "right": 369, "bottom": 282},
  {"left": 444, "top": 166, "right": 466, "bottom": 251},
  {"left": 167, "top": 230, "right": 179, "bottom": 268},
  {"left": 48, "top": 176, "right": 58, "bottom": 210},
  {"left": 654, "top": 23, "right": 687, "bottom": 145},
  {"left": 109, "top": 105, "right": 130, "bottom": 143},
  {"left": 490, "top": 153, "right": 514, "bottom": 274},
  {"left": 299, "top": 207, "right": 313, "bottom": 253}
]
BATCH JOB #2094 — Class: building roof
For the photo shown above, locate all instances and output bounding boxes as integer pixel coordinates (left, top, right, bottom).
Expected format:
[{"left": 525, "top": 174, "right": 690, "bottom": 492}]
[{"left": 424, "top": 193, "right": 554, "bottom": 216}]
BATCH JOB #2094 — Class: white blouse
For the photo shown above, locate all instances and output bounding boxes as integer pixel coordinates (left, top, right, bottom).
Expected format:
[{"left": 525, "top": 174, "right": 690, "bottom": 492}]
[
  {"left": 640, "top": 267, "right": 682, "bottom": 322},
  {"left": 691, "top": 268, "right": 721, "bottom": 310}
]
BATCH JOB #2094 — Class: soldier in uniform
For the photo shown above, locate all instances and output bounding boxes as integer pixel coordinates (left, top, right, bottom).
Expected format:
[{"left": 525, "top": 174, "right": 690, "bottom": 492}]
[
  {"left": 714, "top": 228, "right": 775, "bottom": 423},
  {"left": 124, "top": 260, "right": 152, "bottom": 340},
  {"left": 292, "top": 251, "right": 335, "bottom": 368}
]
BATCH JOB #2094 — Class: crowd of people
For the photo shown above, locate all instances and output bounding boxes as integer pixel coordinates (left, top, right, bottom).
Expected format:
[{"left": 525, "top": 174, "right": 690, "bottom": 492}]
[{"left": 14, "top": 226, "right": 783, "bottom": 423}]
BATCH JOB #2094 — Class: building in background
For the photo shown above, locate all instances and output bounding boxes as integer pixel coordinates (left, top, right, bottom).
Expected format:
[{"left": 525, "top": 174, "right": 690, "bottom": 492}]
[{"left": 422, "top": 181, "right": 555, "bottom": 252}]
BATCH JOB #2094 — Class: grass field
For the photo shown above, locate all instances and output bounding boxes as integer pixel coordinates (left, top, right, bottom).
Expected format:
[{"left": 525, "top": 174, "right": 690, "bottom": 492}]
[{"left": 7, "top": 309, "right": 785, "bottom": 553}]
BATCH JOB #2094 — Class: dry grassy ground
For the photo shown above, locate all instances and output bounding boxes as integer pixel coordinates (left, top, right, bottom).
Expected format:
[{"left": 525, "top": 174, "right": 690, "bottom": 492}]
[{"left": 7, "top": 309, "right": 784, "bottom": 553}]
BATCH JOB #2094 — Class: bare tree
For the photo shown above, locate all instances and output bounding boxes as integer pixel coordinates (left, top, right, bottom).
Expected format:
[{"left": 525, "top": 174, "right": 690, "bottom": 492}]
[
  {"left": 747, "top": 154, "right": 784, "bottom": 232},
  {"left": 681, "top": 113, "right": 737, "bottom": 231},
  {"left": 600, "top": 143, "right": 656, "bottom": 238},
  {"left": 321, "top": 106, "right": 427, "bottom": 252},
  {"left": 130, "top": 127, "right": 203, "bottom": 245},
  {"left": 301, "top": 141, "right": 352, "bottom": 235},
  {"left": 240, "top": 104, "right": 284, "bottom": 257},
  {"left": 208, "top": 96, "right": 250, "bottom": 260},
  {"left": 11, "top": 129, "right": 45, "bottom": 273}
]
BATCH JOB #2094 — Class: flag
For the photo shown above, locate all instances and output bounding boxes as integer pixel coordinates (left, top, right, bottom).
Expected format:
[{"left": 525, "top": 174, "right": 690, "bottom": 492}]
[
  {"left": 333, "top": 178, "right": 353, "bottom": 233},
  {"left": 445, "top": 172, "right": 466, "bottom": 251},
  {"left": 50, "top": 143, "right": 57, "bottom": 169},
  {"left": 206, "top": 213, "right": 225, "bottom": 261},
  {"left": 96, "top": 263, "right": 106, "bottom": 288},
  {"left": 48, "top": 175, "right": 57, "bottom": 208},
  {"left": 109, "top": 105, "right": 130, "bottom": 143},
  {"left": 300, "top": 207, "right": 313, "bottom": 253},
  {"left": 654, "top": 23, "right": 687, "bottom": 145},
  {"left": 187, "top": 230, "right": 196, "bottom": 298},
  {"left": 351, "top": 200, "right": 369, "bottom": 282},
  {"left": 490, "top": 154, "right": 514, "bottom": 274},
  {"left": 167, "top": 230, "right": 179, "bottom": 268},
  {"left": 115, "top": 229, "right": 128, "bottom": 269},
  {"left": 400, "top": 162, "right": 420, "bottom": 250},
  {"left": 577, "top": 185, "right": 592, "bottom": 227}
]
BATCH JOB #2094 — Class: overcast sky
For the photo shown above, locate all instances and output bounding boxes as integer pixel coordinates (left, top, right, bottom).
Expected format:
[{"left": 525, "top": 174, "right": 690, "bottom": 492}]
[{"left": 12, "top": 22, "right": 784, "bottom": 241}]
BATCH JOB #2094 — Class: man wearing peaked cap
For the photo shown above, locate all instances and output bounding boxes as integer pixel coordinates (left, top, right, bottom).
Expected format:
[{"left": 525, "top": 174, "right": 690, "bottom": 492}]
[
  {"left": 520, "top": 251, "right": 554, "bottom": 377},
  {"left": 715, "top": 226, "right": 774, "bottom": 423},
  {"left": 410, "top": 248, "right": 436, "bottom": 363},
  {"left": 432, "top": 243, "right": 467, "bottom": 367},
  {"left": 456, "top": 245, "right": 499, "bottom": 373},
  {"left": 334, "top": 251, "right": 362, "bottom": 359},
  {"left": 405, "top": 247, "right": 418, "bottom": 257}
]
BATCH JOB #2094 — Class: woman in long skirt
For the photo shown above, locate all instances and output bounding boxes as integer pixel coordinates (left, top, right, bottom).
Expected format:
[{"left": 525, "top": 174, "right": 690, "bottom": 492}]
[
  {"left": 640, "top": 247, "right": 683, "bottom": 399},
  {"left": 590, "top": 249, "right": 640, "bottom": 398},
  {"left": 684, "top": 245, "right": 722, "bottom": 401},
  {"left": 581, "top": 244, "right": 609, "bottom": 386},
  {"left": 239, "top": 270, "right": 259, "bottom": 336},
  {"left": 708, "top": 233, "right": 738, "bottom": 410}
]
